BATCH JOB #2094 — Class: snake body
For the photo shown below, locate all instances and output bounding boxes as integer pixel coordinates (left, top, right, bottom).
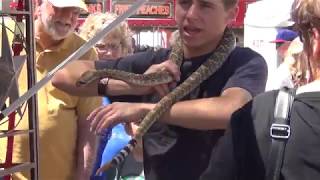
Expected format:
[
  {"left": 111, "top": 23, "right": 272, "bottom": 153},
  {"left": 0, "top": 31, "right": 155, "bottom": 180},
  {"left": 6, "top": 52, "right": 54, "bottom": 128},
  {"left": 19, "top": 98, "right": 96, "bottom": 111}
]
[
  {"left": 77, "top": 28, "right": 236, "bottom": 174},
  {"left": 76, "top": 69, "right": 174, "bottom": 87}
]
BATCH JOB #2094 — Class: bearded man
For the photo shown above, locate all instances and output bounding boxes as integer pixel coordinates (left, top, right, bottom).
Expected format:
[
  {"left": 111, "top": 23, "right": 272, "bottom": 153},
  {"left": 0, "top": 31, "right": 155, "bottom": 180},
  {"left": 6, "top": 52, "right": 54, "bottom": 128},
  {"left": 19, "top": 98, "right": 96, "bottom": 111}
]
[{"left": 0, "top": 0, "right": 101, "bottom": 180}]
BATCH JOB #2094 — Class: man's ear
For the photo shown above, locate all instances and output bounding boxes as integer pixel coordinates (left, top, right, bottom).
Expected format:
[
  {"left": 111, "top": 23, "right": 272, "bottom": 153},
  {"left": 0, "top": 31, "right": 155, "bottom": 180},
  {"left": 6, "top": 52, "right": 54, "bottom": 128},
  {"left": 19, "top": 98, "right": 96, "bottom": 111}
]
[
  {"left": 226, "top": 6, "right": 239, "bottom": 24},
  {"left": 34, "top": 4, "right": 41, "bottom": 19}
]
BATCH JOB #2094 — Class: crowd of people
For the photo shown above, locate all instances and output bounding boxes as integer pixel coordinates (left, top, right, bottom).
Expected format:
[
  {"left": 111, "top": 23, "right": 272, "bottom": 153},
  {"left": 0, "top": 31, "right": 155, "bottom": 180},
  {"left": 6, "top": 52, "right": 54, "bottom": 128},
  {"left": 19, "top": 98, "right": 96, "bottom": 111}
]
[
  {"left": 266, "top": 28, "right": 307, "bottom": 90},
  {"left": 1, "top": 0, "right": 320, "bottom": 180},
  {"left": 1, "top": 0, "right": 100, "bottom": 179},
  {"left": 53, "top": 0, "right": 268, "bottom": 180}
]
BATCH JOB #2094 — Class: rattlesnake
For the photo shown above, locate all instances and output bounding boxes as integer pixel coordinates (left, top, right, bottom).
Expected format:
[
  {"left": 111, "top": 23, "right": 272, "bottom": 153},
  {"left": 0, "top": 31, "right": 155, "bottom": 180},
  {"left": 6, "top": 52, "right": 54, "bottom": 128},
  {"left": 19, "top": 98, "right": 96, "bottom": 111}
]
[
  {"left": 76, "top": 69, "right": 174, "bottom": 87},
  {"left": 76, "top": 28, "right": 236, "bottom": 174}
]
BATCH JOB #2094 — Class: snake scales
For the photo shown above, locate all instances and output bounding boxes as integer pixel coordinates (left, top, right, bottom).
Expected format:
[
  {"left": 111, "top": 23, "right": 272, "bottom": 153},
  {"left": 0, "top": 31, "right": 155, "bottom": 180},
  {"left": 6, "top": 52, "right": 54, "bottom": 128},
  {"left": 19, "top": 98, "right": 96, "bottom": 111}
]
[{"left": 76, "top": 28, "right": 236, "bottom": 174}]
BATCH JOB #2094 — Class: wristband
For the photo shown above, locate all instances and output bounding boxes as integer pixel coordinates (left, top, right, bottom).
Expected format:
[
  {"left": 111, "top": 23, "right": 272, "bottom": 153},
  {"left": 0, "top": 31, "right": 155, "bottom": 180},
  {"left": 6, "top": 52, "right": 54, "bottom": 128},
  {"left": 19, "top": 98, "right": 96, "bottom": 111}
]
[{"left": 97, "top": 78, "right": 109, "bottom": 96}]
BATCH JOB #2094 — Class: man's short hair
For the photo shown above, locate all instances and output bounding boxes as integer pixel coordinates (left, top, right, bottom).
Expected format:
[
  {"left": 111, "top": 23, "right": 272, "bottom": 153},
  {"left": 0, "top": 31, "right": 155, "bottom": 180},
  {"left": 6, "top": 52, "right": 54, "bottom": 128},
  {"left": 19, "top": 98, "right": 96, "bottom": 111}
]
[{"left": 223, "top": 0, "right": 239, "bottom": 9}]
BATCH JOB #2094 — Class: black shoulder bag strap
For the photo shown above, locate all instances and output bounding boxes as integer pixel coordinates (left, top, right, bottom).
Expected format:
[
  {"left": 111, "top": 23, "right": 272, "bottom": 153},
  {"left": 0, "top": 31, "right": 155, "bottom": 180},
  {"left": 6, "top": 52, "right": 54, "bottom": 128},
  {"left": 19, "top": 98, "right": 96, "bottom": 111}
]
[{"left": 265, "top": 87, "right": 296, "bottom": 180}]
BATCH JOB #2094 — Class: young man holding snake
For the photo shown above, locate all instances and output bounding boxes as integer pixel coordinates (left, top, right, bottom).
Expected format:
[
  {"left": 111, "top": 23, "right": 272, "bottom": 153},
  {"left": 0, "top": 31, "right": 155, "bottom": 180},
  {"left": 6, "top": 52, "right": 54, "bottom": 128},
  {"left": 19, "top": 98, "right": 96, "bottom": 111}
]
[{"left": 52, "top": 0, "right": 268, "bottom": 179}]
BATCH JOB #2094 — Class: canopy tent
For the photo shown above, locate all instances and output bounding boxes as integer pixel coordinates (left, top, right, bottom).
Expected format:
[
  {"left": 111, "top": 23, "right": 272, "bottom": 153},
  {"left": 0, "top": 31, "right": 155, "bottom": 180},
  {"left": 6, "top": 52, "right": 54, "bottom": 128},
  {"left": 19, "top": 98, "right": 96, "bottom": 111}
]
[
  {"left": 245, "top": 0, "right": 294, "bottom": 28},
  {"left": 244, "top": 0, "right": 295, "bottom": 90}
]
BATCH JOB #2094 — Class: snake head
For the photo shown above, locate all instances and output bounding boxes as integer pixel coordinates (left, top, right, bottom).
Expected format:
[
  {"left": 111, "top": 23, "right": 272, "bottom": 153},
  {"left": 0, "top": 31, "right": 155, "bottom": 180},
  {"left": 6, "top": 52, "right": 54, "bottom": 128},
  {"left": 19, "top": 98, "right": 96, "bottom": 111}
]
[{"left": 76, "top": 70, "right": 100, "bottom": 87}]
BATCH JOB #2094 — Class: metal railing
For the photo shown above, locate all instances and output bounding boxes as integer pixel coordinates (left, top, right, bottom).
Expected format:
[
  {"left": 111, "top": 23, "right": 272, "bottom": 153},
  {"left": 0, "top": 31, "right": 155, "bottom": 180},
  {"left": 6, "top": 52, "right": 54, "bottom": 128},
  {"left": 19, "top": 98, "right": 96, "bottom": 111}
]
[{"left": 0, "top": 0, "right": 39, "bottom": 179}]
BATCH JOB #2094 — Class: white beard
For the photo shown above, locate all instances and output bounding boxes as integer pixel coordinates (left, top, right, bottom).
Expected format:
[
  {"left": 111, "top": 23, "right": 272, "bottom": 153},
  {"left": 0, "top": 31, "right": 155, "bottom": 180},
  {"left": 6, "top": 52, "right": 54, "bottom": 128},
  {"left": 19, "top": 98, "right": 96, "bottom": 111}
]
[{"left": 40, "top": 10, "right": 75, "bottom": 41}]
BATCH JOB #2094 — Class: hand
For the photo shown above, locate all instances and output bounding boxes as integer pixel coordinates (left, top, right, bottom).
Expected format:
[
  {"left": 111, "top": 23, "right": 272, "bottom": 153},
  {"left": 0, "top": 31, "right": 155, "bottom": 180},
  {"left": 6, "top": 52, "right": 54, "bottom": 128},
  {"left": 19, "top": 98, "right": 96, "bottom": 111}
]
[
  {"left": 124, "top": 123, "right": 144, "bottom": 162},
  {"left": 144, "top": 60, "right": 181, "bottom": 97},
  {"left": 124, "top": 122, "right": 138, "bottom": 136},
  {"left": 87, "top": 102, "right": 152, "bottom": 135}
]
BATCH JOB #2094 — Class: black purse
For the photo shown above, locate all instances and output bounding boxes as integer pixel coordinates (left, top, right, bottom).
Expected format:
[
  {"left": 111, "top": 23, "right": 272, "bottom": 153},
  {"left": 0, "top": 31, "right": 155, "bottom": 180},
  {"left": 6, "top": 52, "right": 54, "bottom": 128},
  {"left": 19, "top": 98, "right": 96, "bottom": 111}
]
[{"left": 265, "top": 87, "right": 296, "bottom": 180}]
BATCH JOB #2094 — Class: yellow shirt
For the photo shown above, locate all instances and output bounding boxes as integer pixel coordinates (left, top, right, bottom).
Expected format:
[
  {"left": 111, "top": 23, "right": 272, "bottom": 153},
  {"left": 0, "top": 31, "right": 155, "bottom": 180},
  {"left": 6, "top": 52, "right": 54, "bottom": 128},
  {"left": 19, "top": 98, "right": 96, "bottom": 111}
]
[{"left": 0, "top": 33, "right": 101, "bottom": 180}]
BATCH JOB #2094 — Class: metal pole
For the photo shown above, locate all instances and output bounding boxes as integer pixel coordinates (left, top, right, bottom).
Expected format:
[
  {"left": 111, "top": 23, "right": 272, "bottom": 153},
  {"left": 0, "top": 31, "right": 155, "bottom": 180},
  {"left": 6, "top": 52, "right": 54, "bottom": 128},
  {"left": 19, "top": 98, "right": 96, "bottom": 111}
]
[{"left": 24, "top": 0, "right": 39, "bottom": 179}]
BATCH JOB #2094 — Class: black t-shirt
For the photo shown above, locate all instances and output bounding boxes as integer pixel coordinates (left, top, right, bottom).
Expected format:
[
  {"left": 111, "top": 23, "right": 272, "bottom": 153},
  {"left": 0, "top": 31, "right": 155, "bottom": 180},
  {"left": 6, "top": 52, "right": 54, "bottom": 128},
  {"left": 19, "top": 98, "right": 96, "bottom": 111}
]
[
  {"left": 200, "top": 91, "right": 320, "bottom": 180},
  {"left": 95, "top": 47, "right": 268, "bottom": 180}
]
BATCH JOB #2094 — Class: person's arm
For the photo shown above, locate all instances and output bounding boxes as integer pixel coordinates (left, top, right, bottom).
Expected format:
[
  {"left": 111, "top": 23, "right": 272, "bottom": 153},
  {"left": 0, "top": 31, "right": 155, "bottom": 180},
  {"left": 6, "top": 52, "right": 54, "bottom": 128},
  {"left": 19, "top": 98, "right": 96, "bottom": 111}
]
[
  {"left": 52, "top": 58, "right": 180, "bottom": 97},
  {"left": 75, "top": 96, "right": 102, "bottom": 179},
  {"left": 89, "top": 87, "right": 251, "bottom": 133},
  {"left": 158, "top": 51, "right": 267, "bottom": 129},
  {"left": 89, "top": 51, "right": 268, "bottom": 133},
  {"left": 158, "top": 87, "right": 252, "bottom": 129},
  {"left": 75, "top": 115, "right": 98, "bottom": 180},
  {"left": 144, "top": 87, "right": 251, "bottom": 129},
  {"left": 124, "top": 123, "right": 144, "bottom": 162},
  {"left": 52, "top": 60, "right": 143, "bottom": 96}
]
